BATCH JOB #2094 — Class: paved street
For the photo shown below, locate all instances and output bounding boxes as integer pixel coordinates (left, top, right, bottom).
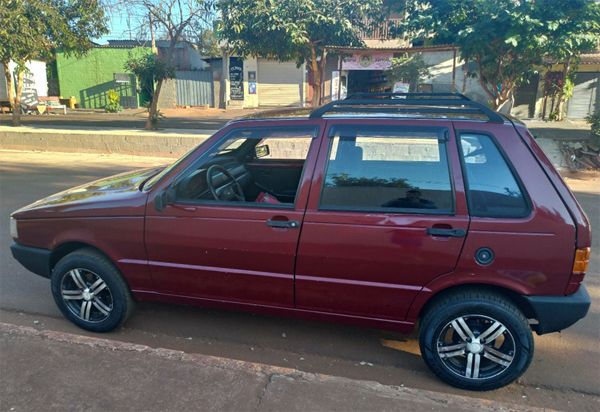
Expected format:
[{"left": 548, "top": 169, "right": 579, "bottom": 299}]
[{"left": 1, "top": 150, "right": 599, "bottom": 410}]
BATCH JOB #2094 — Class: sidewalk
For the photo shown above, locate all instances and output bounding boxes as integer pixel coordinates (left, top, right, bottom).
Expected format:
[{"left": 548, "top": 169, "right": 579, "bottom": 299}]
[{"left": 0, "top": 322, "right": 541, "bottom": 412}]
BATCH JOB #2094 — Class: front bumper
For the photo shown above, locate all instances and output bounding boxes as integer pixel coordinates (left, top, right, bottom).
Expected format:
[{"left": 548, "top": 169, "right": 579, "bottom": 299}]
[
  {"left": 10, "top": 243, "right": 52, "bottom": 278},
  {"left": 524, "top": 285, "right": 591, "bottom": 335}
]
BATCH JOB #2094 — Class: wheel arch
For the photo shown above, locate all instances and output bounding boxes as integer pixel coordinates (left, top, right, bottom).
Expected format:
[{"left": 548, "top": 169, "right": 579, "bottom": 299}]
[
  {"left": 50, "top": 241, "right": 118, "bottom": 274},
  {"left": 414, "top": 283, "right": 537, "bottom": 324}
]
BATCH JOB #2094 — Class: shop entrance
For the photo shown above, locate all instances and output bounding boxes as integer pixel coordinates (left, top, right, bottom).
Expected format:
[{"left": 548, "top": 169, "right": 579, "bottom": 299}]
[{"left": 347, "top": 70, "right": 389, "bottom": 95}]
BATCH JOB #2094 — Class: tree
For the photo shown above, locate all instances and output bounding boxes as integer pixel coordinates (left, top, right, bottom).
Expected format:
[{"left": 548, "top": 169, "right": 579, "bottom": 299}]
[
  {"left": 386, "top": 53, "right": 431, "bottom": 92},
  {"left": 116, "top": 0, "right": 214, "bottom": 129},
  {"left": 539, "top": 0, "right": 600, "bottom": 120},
  {"left": 217, "top": 0, "right": 385, "bottom": 107},
  {"left": 125, "top": 49, "right": 174, "bottom": 128},
  {"left": 0, "top": 0, "right": 107, "bottom": 126},
  {"left": 400, "top": 0, "right": 600, "bottom": 111}
]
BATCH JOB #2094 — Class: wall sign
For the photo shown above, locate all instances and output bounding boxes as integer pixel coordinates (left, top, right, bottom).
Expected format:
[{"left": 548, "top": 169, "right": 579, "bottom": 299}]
[
  {"left": 229, "top": 57, "right": 244, "bottom": 100},
  {"left": 342, "top": 52, "right": 393, "bottom": 70},
  {"left": 248, "top": 71, "right": 257, "bottom": 94}
]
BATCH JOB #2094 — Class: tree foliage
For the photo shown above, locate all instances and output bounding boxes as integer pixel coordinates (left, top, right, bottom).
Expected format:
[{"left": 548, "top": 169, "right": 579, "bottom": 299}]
[
  {"left": 400, "top": 0, "right": 600, "bottom": 110},
  {"left": 0, "top": 0, "right": 107, "bottom": 125},
  {"left": 217, "top": 0, "right": 386, "bottom": 106}
]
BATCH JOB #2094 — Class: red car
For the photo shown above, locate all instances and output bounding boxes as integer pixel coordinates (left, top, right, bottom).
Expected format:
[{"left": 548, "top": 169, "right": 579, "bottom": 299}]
[{"left": 10, "top": 93, "right": 591, "bottom": 390}]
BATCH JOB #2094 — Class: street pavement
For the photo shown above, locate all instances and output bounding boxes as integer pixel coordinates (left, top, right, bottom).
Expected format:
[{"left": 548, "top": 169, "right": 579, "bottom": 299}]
[
  {"left": 2, "top": 322, "right": 543, "bottom": 412},
  {"left": 1, "top": 150, "right": 599, "bottom": 411}
]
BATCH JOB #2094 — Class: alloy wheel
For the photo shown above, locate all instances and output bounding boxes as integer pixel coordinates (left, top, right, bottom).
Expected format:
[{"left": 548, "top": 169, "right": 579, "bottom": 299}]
[
  {"left": 436, "top": 314, "right": 515, "bottom": 380},
  {"left": 60, "top": 268, "right": 113, "bottom": 323}
]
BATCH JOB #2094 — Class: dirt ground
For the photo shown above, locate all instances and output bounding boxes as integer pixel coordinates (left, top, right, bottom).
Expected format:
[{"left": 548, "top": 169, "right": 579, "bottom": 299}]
[{"left": 562, "top": 170, "right": 600, "bottom": 194}]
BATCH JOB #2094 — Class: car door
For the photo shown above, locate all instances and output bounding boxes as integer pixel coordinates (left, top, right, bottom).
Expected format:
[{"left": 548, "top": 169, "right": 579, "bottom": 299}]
[
  {"left": 295, "top": 119, "right": 470, "bottom": 321},
  {"left": 144, "top": 121, "right": 322, "bottom": 307}
]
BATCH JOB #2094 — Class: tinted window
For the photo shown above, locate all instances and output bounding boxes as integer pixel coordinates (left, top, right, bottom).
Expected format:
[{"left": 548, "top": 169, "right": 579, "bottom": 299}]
[
  {"left": 460, "top": 133, "right": 529, "bottom": 217},
  {"left": 320, "top": 126, "right": 453, "bottom": 213}
]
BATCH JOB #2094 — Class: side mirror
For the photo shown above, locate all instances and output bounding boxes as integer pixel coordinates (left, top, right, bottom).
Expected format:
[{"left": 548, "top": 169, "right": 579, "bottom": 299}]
[
  {"left": 255, "top": 144, "right": 270, "bottom": 158},
  {"left": 154, "top": 185, "right": 177, "bottom": 212}
]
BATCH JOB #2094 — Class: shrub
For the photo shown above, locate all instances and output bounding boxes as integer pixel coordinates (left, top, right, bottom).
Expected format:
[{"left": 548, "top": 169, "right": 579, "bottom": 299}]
[
  {"left": 105, "top": 89, "right": 123, "bottom": 113},
  {"left": 586, "top": 110, "right": 600, "bottom": 148}
]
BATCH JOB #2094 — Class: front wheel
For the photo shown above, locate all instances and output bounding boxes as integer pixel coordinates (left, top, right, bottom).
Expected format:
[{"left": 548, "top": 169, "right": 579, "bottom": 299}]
[
  {"left": 51, "top": 248, "right": 134, "bottom": 332},
  {"left": 419, "top": 290, "right": 534, "bottom": 391}
]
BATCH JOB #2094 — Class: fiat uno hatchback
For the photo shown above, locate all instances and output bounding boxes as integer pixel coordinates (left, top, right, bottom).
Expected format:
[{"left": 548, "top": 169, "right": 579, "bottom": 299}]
[{"left": 10, "top": 93, "right": 591, "bottom": 390}]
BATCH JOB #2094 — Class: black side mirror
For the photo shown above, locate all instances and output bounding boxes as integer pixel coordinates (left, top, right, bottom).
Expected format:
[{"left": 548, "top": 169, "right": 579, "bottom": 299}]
[{"left": 154, "top": 185, "right": 177, "bottom": 212}]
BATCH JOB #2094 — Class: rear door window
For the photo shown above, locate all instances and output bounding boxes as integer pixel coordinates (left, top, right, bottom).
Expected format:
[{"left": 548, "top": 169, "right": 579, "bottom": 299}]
[
  {"left": 459, "top": 133, "right": 530, "bottom": 218},
  {"left": 320, "top": 125, "right": 453, "bottom": 214}
]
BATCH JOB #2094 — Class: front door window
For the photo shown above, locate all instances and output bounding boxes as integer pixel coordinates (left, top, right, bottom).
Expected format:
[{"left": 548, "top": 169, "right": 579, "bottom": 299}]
[{"left": 174, "top": 126, "right": 317, "bottom": 206}]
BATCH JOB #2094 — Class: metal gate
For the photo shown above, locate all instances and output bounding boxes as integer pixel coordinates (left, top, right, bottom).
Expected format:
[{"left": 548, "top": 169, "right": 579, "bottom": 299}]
[
  {"left": 567, "top": 72, "right": 599, "bottom": 119},
  {"left": 176, "top": 70, "right": 213, "bottom": 107}
]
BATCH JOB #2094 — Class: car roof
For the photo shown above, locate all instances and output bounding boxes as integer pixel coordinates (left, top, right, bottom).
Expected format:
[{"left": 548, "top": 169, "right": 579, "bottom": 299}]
[{"left": 233, "top": 93, "right": 509, "bottom": 125}]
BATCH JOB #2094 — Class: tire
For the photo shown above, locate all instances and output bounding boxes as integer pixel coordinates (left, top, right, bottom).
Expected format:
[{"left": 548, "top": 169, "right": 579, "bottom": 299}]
[
  {"left": 51, "top": 248, "right": 134, "bottom": 332},
  {"left": 419, "top": 289, "right": 534, "bottom": 391}
]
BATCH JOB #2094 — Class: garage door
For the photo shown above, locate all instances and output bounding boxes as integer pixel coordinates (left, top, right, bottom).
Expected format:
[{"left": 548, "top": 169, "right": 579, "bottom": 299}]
[
  {"left": 567, "top": 72, "right": 599, "bottom": 119},
  {"left": 257, "top": 59, "right": 303, "bottom": 107}
]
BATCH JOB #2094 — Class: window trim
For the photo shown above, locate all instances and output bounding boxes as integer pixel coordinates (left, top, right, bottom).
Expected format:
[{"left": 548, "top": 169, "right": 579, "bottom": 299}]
[
  {"left": 318, "top": 125, "right": 456, "bottom": 216},
  {"left": 456, "top": 129, "right": 532, "bottom": 219},
  {"left": 170, "top": 124, "right": 319, "bottom": 210}
]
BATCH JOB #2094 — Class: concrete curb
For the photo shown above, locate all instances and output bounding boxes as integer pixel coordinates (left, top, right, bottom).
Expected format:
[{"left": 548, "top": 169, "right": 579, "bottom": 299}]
[
  {"left": 0, "top": 126, "right": 213, "bottom": 158},
  {"left": 0, "top": 322, "right": 544, "bottom": 412}
]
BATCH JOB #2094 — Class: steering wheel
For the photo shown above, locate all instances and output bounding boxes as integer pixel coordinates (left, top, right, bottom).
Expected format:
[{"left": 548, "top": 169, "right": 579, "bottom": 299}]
[{"left": 206, "top": 164, "right": 245, "bottom": 201}]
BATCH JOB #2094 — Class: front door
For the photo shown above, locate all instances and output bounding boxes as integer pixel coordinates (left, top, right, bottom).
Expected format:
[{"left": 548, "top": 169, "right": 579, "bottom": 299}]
[
  {"left": 144, "top": 122, "right": 321, "bottom": 307},
  {"left": 295, "top": 120, "right": 469, "bottom": 320}
]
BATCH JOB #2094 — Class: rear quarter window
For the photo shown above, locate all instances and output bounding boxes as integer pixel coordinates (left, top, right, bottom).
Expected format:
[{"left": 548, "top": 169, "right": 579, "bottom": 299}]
[{"left": 459, "top": 133, "right": 530, "bottom": 218}]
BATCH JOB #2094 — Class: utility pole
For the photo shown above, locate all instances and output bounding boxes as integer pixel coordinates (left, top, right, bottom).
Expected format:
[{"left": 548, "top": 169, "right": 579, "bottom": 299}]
[{"left": 149, "top": 13, "right": 157, "bottom": 54}]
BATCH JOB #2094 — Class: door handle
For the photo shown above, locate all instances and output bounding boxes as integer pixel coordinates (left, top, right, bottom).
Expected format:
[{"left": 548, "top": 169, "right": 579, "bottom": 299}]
[
  {"left": 426, "top": 227, "right": 466, "bottom": 237},
  {"left": 267, "top": 219, "right": 299, "bottom": 229}
]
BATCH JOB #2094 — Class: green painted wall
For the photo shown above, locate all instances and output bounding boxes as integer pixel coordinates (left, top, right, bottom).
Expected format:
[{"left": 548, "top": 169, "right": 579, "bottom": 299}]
[{"left": 56, "top": 47, "right": 151, "bottom": 109}]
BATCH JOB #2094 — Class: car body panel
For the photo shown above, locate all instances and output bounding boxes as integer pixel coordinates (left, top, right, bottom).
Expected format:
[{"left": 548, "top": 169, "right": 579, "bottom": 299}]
[{"left": 142, "top": 119, "right": 323, "bottom": 307}]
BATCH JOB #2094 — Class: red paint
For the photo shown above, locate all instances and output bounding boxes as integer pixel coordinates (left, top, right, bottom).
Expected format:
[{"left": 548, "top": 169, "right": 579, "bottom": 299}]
[{"left": 11, "top": 116, "right": 591, "bottom": 332}]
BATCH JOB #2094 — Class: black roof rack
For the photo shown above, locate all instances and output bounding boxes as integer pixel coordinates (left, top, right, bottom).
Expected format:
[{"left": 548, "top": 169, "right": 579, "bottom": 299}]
[
  {"left": 309, "top": 93, "right": 503, "bottom": 123},
  {"left": 344, "top": 92, "right": 470, "bottom": 100}
]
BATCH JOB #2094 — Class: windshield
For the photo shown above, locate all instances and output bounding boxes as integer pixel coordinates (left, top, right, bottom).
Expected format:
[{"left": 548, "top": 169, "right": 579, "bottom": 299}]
[{"left": 142, "top": 145, "right": 198, "bottom": 191}]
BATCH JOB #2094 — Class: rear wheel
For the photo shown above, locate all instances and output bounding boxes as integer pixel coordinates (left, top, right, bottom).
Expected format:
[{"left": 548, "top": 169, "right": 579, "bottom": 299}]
[
  {"left": 51, "top": 248, "right": 133, "bottom": 332},
  {"left": 419, "top": 290, "right": 534, "bottom": 390}
]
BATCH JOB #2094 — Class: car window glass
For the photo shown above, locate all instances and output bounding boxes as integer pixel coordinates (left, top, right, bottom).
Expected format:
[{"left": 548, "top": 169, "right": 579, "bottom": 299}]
[
  {"left": 320, "top": 126, "right": 453, "bottom": 213},
  {"left": 175, "top": 126, "right": 317, "bottom": 207},
  {"left": 460, "top": 133, "right": 529, "bottom": 217}
]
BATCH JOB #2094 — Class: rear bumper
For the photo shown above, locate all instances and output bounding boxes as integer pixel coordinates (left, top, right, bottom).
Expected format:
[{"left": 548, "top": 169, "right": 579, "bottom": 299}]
[
  {"left": 10, "top": 243, "right": 51, "bottom": 278},
  {"left": 524, "top": 285, "right": 591, "bottom": 335}
]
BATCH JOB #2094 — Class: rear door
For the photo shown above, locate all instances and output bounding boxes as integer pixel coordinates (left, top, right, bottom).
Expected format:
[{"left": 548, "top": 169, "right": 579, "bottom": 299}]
[{"left": 295, "top": 119, "right": 469, "bottom": 321}]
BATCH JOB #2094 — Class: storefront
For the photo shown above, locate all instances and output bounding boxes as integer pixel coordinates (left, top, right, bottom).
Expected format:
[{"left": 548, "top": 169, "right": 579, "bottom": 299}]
[{"left": 326, "top": 46, "right": 460, "bottom": 102}]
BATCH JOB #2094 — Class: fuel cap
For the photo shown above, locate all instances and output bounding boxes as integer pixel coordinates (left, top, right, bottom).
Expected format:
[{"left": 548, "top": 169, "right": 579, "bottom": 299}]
[{"left": 475, "top": 247, "right": 494, "bottom": 265}]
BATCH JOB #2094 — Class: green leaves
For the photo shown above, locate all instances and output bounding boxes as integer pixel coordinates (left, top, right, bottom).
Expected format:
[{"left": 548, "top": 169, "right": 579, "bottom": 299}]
[
  {"left": 0, "top": 0, "right": 108, "bottom": 65},
  {"left": 216, "top": 0, "right": 384, "bottom": 62},
  {"left": 401, "top": 0, "right": 600, "bottom": 108},
  {"left": 124, "top": 49, "right": 175, "bottom": 82}
]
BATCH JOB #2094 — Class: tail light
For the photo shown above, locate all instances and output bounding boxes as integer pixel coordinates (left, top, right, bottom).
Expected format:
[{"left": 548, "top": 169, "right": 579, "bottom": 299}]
[{"left": 566, "top": 247, "right": 591, "bottom": 295}]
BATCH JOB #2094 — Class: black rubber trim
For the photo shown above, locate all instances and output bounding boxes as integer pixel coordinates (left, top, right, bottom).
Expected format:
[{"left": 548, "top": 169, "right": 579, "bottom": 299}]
[
  {"left": 524, "top": 285, "right": 591, "bottom": 335},
  {"left": 10, "top": 243, "right": 52, "bottom": 278}
]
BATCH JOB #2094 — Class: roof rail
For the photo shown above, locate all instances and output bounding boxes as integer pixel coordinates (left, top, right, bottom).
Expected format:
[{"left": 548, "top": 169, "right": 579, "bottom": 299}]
[
  {"left": 309, "top": 94, "right": 503, "bottom": 123},
  {"left": 344, "top": 92, "right": 470, "bottom": 100}
]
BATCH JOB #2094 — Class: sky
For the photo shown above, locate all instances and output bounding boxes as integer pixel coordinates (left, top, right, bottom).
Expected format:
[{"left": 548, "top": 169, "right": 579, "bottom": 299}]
[{"left": 98, "top": 8, "right": 149, "bottom": 44}]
